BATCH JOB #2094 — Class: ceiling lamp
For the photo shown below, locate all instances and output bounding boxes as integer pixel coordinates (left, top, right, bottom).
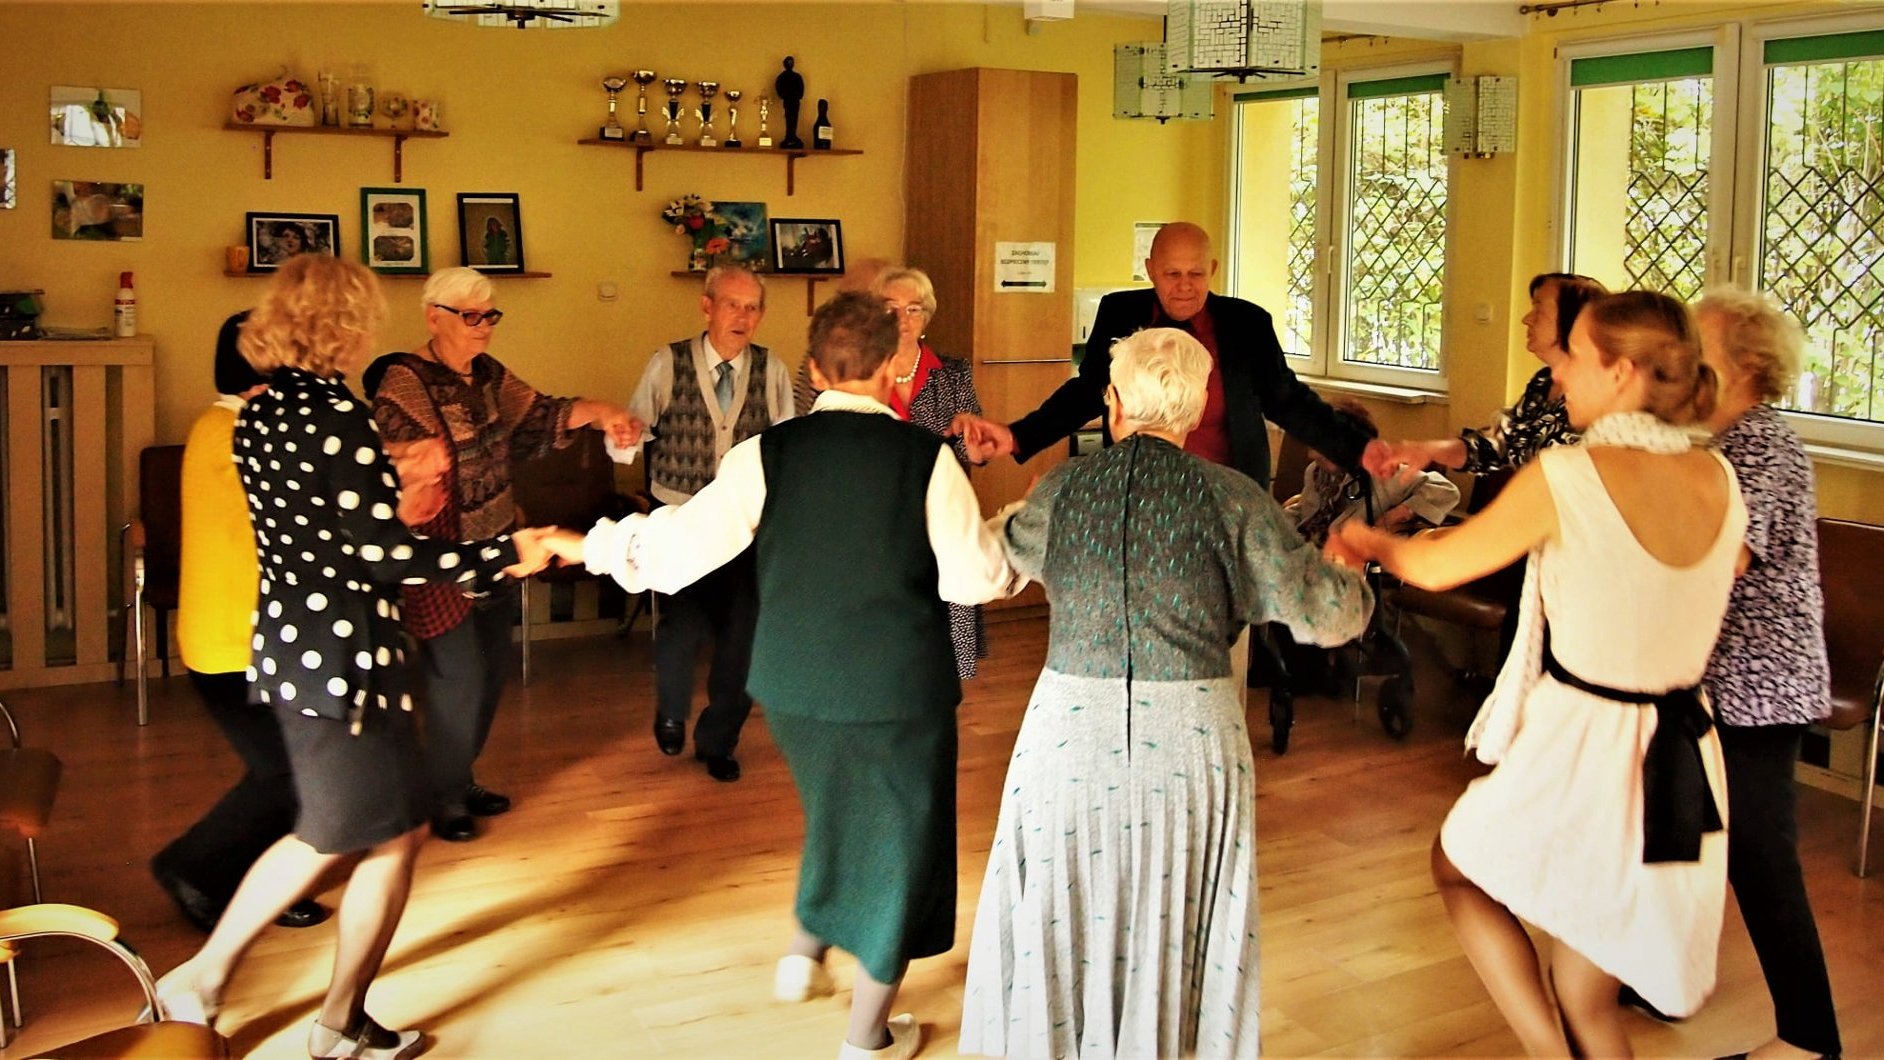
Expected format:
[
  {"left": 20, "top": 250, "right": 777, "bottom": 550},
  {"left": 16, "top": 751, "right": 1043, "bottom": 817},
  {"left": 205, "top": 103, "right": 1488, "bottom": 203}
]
[
  {"left": 1165, "top": 0, "right": 1321, "bottom": 81},
  {"left": 1114, "top": 43, "right": 1214, "bottom": 122},
  {"left": 422, "top": 0, "right": 619, "bottom": 29}
]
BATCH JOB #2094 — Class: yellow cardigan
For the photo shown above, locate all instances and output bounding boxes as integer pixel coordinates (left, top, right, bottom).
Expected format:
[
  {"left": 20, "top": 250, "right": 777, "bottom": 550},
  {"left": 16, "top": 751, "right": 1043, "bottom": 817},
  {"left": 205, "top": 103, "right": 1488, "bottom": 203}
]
[{"left": 176, "top": 398, "right": 257, "bottom": 675}]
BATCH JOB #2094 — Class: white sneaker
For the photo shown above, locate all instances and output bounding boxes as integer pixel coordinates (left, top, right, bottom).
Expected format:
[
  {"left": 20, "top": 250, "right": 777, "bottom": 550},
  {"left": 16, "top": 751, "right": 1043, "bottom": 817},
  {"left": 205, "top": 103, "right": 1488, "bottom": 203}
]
[
  {"left": 773, "top": 954, "right": 836, "bottom": 1002},
  {"left": 836, "top": 1013, "right": 921, "bottom": 1060}
]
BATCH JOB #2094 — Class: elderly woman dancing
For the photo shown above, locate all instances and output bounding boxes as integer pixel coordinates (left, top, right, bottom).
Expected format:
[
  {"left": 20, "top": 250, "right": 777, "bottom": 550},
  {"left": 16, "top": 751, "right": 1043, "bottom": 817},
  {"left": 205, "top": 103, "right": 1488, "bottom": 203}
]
[
  {"left": 960, "top": 327, "right": 1372, "bottom": 1057},
  {"left": 1694, "top": 287, "right": 1840, "bottom": 1060},
  {"left": 153, "top": 255, "right": 548, "bottom": 1059}
]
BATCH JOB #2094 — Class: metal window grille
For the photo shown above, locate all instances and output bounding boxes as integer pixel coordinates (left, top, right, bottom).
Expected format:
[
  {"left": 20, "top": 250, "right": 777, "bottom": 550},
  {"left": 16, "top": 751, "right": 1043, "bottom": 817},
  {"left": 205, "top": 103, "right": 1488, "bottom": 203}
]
[
  {"left": 1284, "top": 96, "right": 1319, "bottom": 355},
  {"left": 1761, "top": 57, "right": 1884, "bottom": 423},
  {"left": 1623, "top": 78, "right": 1711, "bottom": 299},
  {"left": 1345, "top": 90, "right": 1446, "bottom": 371}
]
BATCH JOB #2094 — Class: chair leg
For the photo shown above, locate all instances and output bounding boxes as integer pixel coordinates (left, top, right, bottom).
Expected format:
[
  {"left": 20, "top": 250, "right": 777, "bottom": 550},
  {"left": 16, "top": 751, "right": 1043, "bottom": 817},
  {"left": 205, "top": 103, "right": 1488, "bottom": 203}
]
[
  {"left": 133, "top": 585, "right": 149, "bottom": 727},
  {"left": 1859, "top": 695, "right": 1880, "bottom": 879},
  {"left": 519, "top": 581, "right": 532, "bottom": 687},
  {"left": 5, "top": 959, "right": 17, "bottom": 1033},
  {"left": 25, "top": 838, "right": 41, "bottom": 904}
]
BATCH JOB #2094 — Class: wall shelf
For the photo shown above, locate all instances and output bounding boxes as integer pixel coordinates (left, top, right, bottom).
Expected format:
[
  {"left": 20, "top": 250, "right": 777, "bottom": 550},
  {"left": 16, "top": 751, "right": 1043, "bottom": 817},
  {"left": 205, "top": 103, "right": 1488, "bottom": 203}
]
[
  {"left": 226, "top": 269, "right": 551, "bottom": 279},
  {"left": 581, "top": 139, "right": 862, "bottom": 196},
  {"left": 223, "top": 122, "right": 449, "bottom": 183},
  {"left": 670, "top": 270, "right": 841, "bottom": 314}
]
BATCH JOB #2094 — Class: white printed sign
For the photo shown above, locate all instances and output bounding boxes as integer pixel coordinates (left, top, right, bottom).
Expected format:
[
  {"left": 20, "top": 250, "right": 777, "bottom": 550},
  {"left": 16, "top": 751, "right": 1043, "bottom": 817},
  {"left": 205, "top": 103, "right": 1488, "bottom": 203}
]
[{"left": 994, "top": 241, "right": 1056, "bottom": 293}]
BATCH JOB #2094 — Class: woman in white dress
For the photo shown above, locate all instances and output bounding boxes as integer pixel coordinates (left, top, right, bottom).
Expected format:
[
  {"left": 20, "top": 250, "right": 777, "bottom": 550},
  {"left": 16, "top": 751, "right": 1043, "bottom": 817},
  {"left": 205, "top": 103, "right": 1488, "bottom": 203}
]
[{"left": 1337, "top": 290, "right": 1745, "bottom": 1057}]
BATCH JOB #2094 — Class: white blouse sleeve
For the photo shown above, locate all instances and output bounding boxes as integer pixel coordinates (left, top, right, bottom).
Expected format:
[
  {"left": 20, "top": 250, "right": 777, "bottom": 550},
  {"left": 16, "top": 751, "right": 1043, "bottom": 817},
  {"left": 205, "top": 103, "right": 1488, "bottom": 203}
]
[
  {"left": 583, "top": 434, "right": 767, "bottom": 593},
  {"left": 925, "top": 445, "right": 1022, "bottom": 605}
]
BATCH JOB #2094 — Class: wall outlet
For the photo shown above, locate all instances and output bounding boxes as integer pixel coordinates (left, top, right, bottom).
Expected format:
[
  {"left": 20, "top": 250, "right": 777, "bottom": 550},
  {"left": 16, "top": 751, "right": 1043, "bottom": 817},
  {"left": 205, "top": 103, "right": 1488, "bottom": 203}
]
[{"left": 598, "top": 282, "right": 618, "bottom": 302}]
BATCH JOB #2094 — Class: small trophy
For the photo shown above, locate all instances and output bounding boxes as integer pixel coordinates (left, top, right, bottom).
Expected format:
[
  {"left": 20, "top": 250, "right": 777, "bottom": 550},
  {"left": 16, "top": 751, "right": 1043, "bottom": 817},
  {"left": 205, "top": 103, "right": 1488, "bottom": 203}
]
[
  {"left": 695, "top": 80, "right": 720, "bottom": 148},
  {"left": 757, "top": 94, "right": 774, "bottom": 148},
  {"left": 661, "top": 78, "right": 688, "bottom": 145},
  {"left": 630, "top": 69, "right": 657, "bottom": 143},
  {"left": 723, "top": 89, "right": 744, "bottom": 148},
  {"left": 599, "top": 76, "right": 628, "bottom": 141}
]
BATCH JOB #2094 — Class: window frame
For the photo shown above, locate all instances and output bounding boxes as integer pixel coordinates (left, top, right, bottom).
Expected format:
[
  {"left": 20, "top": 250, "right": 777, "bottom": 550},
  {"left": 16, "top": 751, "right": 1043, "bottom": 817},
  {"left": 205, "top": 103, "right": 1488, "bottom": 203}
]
[
  {"left": 1227, "top": 59, "right": 1456, "bottom": 393},
  {"left": 1330, "top": 60, "right": 1457, "bottom": 391},
  {"left": 1732, "top": 12, "right": 1884, "bottom": 452},
  {"left": 1556, "top": 14, "right": 1884, "bottom": 454}
]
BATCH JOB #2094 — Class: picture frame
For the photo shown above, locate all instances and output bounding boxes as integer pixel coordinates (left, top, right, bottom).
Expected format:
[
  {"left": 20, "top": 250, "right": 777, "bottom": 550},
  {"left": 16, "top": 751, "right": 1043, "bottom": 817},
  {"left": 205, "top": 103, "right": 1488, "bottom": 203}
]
[
  {"left": 49, "top": 86, "right": 143, "bottom": 149},
  {"left": 456, "top": 192, "right": 525, "bottom": 273},
  {"left": 715, "top": 201, "right": 770, "bottom": 271},
  {"left": 2, "top": 149, "right": 16, "bottom": 210},
  {"left": 770, "top": 218, "right": 844, "bottom": 275},
  {"left": 245, "top": 211, "right": 339, "bottom": 271},
  {"left": 361, "top": 186, "right": 428, "bottom": 275},
  {"left": 54, "top": 180, "right": 145, "bottom": 241}
]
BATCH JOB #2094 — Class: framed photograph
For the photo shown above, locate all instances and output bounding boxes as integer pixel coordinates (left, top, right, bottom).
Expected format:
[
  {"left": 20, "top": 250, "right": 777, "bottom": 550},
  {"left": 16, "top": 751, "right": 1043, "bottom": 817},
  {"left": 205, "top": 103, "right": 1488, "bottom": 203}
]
[
  {"left": 53, "top": 180, "right": 144, "bottom": 241},
  {"left": 457, "top": 192, "right": 525, "bottom": 273},
  {"left": 716, "top": 201, "right": 770, "bottom": 270},
  {"left": 361, "top": 186, "right": 428, "bottom": 275},
  {"left": 244, "top": 211, "right": 339, "bottom": 271},
  {"left": 49, "top": 86, "right": 143, "bottom": 149},
  {"left": 2, "top": 149, "right": 15, "bottom": 210},
  {"left": 770, "top": 218, "right": 844, "bottom": 274}
]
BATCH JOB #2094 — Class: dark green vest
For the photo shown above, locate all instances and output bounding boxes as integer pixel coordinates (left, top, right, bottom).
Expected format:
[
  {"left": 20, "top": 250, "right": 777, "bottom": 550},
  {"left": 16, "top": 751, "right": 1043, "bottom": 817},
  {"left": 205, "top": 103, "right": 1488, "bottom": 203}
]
[{"left": 748, "top": 411, "right": 960, "bottom": 722}]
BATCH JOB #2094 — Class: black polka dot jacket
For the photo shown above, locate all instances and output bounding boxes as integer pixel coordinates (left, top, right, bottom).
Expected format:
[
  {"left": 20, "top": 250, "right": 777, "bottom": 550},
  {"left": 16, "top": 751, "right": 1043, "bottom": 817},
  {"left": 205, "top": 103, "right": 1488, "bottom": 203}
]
[{"left": 235, "top": 367, "right": 519, "bottom": 732}]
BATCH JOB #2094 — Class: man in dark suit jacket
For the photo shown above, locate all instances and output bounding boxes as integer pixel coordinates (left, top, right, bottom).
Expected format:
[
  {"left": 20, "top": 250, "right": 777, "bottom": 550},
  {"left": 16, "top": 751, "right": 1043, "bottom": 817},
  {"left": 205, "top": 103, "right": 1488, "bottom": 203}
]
[{"left": 956, "top": 222, "right": 1383, "bottom": 487}]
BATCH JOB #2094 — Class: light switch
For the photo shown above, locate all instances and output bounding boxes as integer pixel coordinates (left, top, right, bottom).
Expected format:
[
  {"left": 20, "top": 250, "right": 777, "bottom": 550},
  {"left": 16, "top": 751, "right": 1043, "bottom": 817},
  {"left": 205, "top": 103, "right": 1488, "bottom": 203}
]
[
  {"left": 1473, "top": 302, "right": 1493, "bottom": 324},
  {"left": 598, "top": 282, "right": 618, "bottom": 302}
]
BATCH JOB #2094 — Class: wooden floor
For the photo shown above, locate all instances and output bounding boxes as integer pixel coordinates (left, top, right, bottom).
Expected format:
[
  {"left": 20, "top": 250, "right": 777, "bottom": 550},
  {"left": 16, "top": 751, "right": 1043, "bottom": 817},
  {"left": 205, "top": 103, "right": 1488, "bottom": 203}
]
[{"left": 3, "top": 614, "right": 1880, "bottom": 1058}]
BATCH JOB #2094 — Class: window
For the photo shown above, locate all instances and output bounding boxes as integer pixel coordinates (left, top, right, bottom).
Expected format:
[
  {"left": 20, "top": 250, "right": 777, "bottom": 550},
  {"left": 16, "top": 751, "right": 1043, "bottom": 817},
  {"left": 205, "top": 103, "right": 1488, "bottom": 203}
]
[
  {"left": 1562, "top": 19, "right": 1884, "bottom": 447},
  {"left": 1229, "top": 63, "right": 1452, "bottom": 389}
]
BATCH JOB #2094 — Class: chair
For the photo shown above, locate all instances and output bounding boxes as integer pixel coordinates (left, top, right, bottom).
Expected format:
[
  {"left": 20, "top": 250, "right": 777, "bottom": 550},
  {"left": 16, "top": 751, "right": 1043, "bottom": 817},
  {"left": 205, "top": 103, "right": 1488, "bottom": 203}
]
[
  {"left": 117, "top": 445, "right": 185, "bottom": 727},
  {"left": 0, "top": 902, "right": 230, "bottom": 1055},
  {"left": 510, "top": 431, "right": 650, "bottom": 685},
  {"left": 0, "top": 700, "right": 59, "bottom": 905},
  {"left": 1814, "top": 517, "right": 1883, "bottom": 878},
  {"left": 1270, "top": 431, "right": 1313, "bottom": 504}
]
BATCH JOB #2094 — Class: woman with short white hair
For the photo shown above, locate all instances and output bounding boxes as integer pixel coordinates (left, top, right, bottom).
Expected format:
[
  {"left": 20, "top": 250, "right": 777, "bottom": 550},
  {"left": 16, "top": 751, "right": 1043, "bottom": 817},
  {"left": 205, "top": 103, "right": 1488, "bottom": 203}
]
[
  {"left": 364, "top": 266, "right": 639, "bottom": 843},
  {"left": 1693, "top": 287, "right": 1841, "bottom": 1060},
  {"left": 962, "top": 327, "right": 1372, "bottom": 1057}
]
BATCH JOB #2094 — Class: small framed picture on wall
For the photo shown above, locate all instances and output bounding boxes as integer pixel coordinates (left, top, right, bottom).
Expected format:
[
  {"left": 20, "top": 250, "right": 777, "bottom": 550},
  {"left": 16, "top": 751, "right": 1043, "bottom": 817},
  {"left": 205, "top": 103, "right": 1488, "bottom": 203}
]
[
  {"left": 457, "top": 192, "right": 524, "bottom": 273},
  {"left": 361, "top": 186, "right": 428, "bottom": 275},
  {"left": 770, "top": 218, "right": 844, "bottom": 275},
  {"left": 245, "top": 211, "right": 339, "bottom": 271}
]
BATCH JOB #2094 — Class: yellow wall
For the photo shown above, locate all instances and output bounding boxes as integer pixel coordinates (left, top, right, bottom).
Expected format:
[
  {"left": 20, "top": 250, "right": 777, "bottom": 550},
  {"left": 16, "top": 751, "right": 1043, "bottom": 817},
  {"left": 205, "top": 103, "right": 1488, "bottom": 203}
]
[{"left": 0, "top": 1, "right": 1217, "bottom": 444}]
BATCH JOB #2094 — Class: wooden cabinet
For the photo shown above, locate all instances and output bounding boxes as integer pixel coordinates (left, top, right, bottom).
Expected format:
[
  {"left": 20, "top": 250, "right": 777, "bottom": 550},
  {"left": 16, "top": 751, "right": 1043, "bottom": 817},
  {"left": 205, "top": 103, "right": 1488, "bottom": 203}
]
[{"left": 904, "top": 68, "right": 1076, "bottom": 608}]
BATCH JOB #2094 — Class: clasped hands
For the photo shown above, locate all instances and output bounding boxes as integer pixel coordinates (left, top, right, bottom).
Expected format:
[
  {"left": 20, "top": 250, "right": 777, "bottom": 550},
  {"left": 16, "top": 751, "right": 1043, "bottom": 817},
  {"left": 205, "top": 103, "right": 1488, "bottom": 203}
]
[
  {"left": 503, "top": 527, "right": 590, "bottom": 579},
  {"left": 948, "top": 413, "right": 1015, "bottom": 466}
]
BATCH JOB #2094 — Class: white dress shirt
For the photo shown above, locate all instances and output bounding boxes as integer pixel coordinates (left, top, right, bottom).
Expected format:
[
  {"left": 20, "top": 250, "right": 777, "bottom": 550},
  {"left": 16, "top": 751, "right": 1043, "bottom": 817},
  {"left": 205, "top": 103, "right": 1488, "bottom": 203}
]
[
  {"left": 627, "top": 332, "right": 798, "bottom": 506},
  {"left": 585, "top": 390, "right": 1021, "bottom": 605}
]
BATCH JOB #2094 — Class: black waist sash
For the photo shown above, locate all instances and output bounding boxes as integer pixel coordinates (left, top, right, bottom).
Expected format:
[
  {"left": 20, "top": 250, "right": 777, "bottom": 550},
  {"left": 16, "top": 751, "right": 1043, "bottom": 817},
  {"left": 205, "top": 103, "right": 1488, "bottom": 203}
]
[{"left": 1543, "top": 647, "right": 1723, "bottom": 864}]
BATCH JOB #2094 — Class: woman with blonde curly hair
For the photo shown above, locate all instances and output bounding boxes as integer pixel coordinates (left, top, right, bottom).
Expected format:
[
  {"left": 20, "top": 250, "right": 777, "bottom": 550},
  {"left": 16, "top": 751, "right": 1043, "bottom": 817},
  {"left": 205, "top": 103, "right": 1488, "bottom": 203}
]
[
  {"left": 155, "top": 254, "right": 550, "bottom": 1059},
  {"left": 1694, "top": 287, "right": 1840, "bottom": 1060}
]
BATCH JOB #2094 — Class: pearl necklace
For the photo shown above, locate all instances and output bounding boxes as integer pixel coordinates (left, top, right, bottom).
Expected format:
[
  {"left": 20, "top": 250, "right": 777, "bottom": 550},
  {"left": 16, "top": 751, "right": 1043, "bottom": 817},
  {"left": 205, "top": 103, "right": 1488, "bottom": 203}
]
[{"left": 894, "top": 351, "right": 920, "bottom": 386}]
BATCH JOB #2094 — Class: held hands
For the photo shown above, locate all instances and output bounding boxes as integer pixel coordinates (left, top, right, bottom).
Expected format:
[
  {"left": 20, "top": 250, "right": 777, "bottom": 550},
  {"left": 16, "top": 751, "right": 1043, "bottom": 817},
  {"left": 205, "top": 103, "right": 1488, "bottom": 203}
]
[
  {"left": 1324, "top": 519, "right": 1384, "bottom": 571},
  {"left": 539, "top": 528, "right": 588, "bottom": 567},
  {"left": 598, "top": 407, "right": 645, "bottom": 449},
  {"left": 386, "top": 438, "right": 450, "bottom": 527},
  {"left": 949, "top": 413, "right": 1016, "bottom": 463},
  {"left": 505, "top": 526, "right": 554, "bottom": 579}
]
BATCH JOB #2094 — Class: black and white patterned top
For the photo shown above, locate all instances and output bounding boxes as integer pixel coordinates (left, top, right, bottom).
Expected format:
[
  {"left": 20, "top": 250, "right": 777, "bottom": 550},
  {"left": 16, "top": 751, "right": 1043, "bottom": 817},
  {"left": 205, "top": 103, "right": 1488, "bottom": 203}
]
[
  {"left": 235, "top": 367, "right": 520, "bottom": 732},
  {"left": 1459, "top": 365, "right": 1581, "bottom": 473},
  {"left": 908, "top": 354, "right": 986, "bottom": 678},
  {"left": 1701, "top": 403, "right": 1831, "bottom": 727}
]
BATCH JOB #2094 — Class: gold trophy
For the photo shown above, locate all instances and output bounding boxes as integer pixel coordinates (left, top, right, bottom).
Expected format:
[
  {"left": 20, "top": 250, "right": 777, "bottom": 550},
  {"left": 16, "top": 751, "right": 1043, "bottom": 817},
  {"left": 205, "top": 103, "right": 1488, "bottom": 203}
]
[
  {"left": 757, "top": 94, "right": 774, "bottom": 148},
  {"left": 599, "top": 76, "right": 628, "bottom": 141},
  {"left": 695, "top": 80, "right": 720, "bottom": 148},
  {"left": 661, "top": 78, "right": 688, "bottom": 145},
  {"left": 630, "top": 69, "right": 657, "bottom": 144},
  {"left": 723, "top": 89, "right": 744, "bottom": 148}
]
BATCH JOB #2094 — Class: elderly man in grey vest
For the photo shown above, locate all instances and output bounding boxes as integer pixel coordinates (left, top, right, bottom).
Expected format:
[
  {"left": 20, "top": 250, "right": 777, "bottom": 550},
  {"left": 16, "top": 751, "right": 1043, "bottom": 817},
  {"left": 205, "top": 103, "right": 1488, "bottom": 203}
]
[{"left": 627, "top": 266, "right": 796, "bottom": 781}]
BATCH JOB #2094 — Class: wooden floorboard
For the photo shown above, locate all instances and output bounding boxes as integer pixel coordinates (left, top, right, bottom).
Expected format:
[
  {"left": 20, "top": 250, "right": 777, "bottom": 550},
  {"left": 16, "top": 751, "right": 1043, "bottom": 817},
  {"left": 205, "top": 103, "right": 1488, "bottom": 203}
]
[{"left": 1, "top": 616, "right": 1880, "bottom": 1057}]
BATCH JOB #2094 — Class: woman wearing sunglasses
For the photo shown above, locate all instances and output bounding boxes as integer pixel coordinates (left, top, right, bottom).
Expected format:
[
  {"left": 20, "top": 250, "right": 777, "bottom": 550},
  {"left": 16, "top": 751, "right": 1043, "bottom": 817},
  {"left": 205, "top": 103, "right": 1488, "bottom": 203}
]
[{"left": 363, "top": 266, "right": 640, "bottom": 843}]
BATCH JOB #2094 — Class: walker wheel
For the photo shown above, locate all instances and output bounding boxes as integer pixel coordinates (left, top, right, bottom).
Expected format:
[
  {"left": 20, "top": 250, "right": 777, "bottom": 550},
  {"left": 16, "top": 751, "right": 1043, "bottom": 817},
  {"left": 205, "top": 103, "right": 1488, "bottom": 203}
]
[
  {"left": 1378, "top": 676, "right": 1413, "bottom": 740},
  {"left": 1268, "top": 688, "right": 1294, "bottom": 755}
]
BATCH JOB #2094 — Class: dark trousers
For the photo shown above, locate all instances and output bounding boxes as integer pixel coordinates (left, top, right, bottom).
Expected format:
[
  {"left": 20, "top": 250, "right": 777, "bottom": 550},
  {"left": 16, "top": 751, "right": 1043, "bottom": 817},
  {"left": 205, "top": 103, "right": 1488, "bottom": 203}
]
[
  {"left": 416, "top": 595, "right": 516, "bottom": 817},
  {"left": 654, "top": 546, "right": 758, "bottom": 757},
  {"left": 151, "top": 670, "right": 298, "bottom": 906},
  {"left": 1719, "top": 721, "right": 1842, "bottom": 1056}
]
